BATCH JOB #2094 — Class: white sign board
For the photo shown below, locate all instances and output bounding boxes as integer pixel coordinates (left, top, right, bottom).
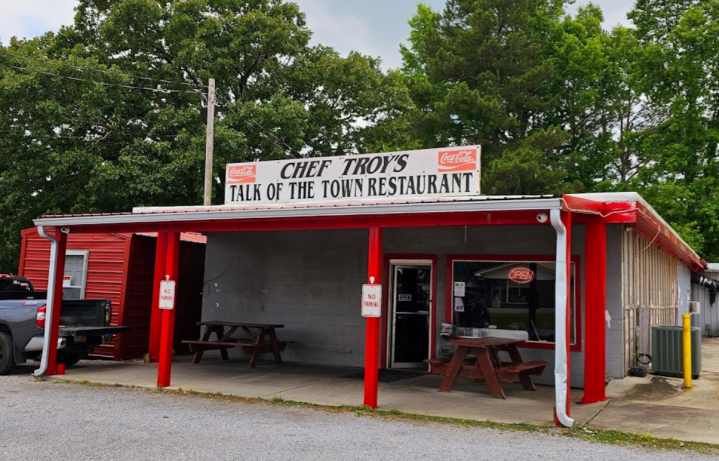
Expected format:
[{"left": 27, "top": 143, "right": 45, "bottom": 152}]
[
  {"left": 159, "top": 280, "right": 176, "bottom": 310},
  {"left": 362, "top": 284, "right": 382, "bottom": 317},
  {"left": 225, "top": 146, "right": 481, "bottom": 205},
  {"left": 453, "top": 281, "right": 465, "bottom": 297}
]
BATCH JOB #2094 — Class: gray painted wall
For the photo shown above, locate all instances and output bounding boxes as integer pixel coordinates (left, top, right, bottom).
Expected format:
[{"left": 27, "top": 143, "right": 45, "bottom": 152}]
[
  {"left": 202, "top": 224, "right": 594, "bottom": 387},
  {"left": 605, "top": 224, "right": 625, "bottom": 379},
  {"left": 677, "top": 262, "right": 691, "bottom": 317},
  {"left": 691, "top": 270, "right": 719, "bottom": 336}
]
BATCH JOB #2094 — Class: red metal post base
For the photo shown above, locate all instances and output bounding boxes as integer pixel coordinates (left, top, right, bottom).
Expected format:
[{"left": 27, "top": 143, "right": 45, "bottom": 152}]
[
  {"left": 157, "top": 232, "right": 180, "bottom": 387},
  {"left": 149, "top": 232, "right": 168, "bottom": 362},
  {"left": 582, "top": 219, "right": 608, "bottom": 404},
  {"left": 364, "top": 227, "right": 382, "bottom": 408}
]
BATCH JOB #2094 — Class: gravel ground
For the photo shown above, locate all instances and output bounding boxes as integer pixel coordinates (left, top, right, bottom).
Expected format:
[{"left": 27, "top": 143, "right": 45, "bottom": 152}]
[{"left": 1, "top": 364, "right": 716, "bottom": 461}]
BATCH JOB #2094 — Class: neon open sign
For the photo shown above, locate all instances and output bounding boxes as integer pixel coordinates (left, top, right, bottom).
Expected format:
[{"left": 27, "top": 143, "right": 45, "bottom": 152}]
[{"left": 508, "top": 268, "right": 535, "bottom": 284}]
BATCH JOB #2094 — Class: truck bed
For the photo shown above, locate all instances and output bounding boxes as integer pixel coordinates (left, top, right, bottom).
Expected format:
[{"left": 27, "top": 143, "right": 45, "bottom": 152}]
[{"left": 59, "top": 326, "right": 131, "bottom": 336}]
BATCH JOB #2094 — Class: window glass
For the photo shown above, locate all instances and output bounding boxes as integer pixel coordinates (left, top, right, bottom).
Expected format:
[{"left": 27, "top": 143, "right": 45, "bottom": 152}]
[{"left": 451, "top": 260, "right": 576, "bottom": 344}]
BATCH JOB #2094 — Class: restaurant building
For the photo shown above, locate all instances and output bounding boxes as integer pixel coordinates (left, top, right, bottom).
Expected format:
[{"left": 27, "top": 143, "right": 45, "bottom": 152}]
[{"left": 31, "top": 146, "right": 706, "bottom": 428}]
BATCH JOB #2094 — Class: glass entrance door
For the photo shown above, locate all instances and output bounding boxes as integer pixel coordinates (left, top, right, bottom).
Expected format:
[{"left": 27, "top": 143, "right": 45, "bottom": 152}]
[{"left": 390, "top": 264, "right": 432, "bottom": 368}]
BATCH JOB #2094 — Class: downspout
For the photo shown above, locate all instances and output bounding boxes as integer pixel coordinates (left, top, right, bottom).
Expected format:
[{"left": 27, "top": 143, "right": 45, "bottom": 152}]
[
  {"left": 550, "top": 209, "right": 574, "bottom": 428},
  {"left": 34, "top": 226, "right": 58, "bottom": 377}
]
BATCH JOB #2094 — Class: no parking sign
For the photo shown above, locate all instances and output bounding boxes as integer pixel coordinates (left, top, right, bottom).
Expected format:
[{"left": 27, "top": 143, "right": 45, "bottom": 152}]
[
  {"left": 159, "top": 278, "right": 176, "bottom": 310},
  {"left": 361, "top": 284, "right": 382, "bottom": 317}
]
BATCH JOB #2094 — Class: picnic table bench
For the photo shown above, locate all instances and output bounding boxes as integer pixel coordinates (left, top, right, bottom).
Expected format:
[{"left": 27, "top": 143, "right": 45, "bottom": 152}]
[
  {"left": 182, "top": 321, "right": 290, "bottom": 368},
  {"left": 425, "top": 337, "right": 548, "bottom": 399}
]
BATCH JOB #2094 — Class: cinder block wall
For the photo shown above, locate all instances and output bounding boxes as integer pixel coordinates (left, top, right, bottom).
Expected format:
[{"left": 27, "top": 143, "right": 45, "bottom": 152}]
[
  {"left": 202, "top": 229, "right": 368, "bottom": 366},
  {"left": 202, "top": 224, "right": 591, "bottom": 387}
]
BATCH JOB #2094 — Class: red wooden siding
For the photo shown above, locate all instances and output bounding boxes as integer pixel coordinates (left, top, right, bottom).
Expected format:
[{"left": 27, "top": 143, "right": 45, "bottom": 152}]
[
  {"left": 119, "top": 235, "right": 156, "bottom": 359},
  {"left": 20, "top": 229, "right": 130, "bottom": 359},
  {"left": 19, "top": 229, "right": 205, "bottom": 360}
]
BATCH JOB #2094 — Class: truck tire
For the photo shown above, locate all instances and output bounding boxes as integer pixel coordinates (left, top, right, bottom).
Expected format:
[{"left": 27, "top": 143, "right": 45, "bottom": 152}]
[
  {"left": 0, "top": 332, "right": 15, "bottom": 375},
  {"left": 60, "top": 353, "right": 82, "bottom": 367}
]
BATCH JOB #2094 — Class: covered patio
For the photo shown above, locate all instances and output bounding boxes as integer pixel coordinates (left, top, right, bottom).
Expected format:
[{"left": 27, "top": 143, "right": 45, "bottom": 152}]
[
  {"left": 32, "top": 193, "right": 620, "bottom": 427},
  {"left": 29, "top": 147, "right": 705, "bottom": 429}
]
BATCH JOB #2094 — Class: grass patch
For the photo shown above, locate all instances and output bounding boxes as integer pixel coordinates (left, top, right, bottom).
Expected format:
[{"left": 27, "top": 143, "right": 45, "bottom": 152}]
[{"left": 51, "top": 378, "right": 719, "bottom": 456}]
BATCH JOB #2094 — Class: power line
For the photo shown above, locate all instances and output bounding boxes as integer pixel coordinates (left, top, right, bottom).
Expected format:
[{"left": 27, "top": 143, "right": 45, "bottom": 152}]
[
  {"left": 5, "top": 52, "right": 208, "bottom": 90},
  {"left": 6, "top": 60, "right": 304, "bottom": 157},
  {"left": 214, "top": 93, "right": 302, "bottom": 157},
  {"left": 6, "top": 65, "right": 205, "bottom": 95}
]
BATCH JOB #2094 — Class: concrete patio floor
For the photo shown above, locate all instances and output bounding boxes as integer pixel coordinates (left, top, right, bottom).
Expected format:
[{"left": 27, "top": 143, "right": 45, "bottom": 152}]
[
  {"left": 51, "top": 338, "right": 719, "bottom": 444},
  {"left": 586, "top": 337, "right": 719, "bottom": 444},
  {"left": 55, "top": 354, "right": 604, "bottom": 427}
]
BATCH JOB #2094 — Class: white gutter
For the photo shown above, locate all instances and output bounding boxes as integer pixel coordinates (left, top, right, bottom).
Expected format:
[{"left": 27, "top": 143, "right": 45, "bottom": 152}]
[
  {"left": 550, "top": 209, "right": 574, "bottom": 428},
  {"left": 34, "top": 226, "right": 58, "bottom": 377},
  {"left": 33, "top": 198, "right": 564, "bottom": 228}
]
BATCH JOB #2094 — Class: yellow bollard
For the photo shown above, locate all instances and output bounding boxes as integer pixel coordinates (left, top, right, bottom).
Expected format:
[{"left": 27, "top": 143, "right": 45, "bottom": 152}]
[{"left": 683, "top": 314, "right": 692, "bottom": 389}]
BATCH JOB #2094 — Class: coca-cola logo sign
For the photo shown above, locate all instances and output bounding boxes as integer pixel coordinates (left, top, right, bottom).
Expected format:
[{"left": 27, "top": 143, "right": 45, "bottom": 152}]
[
  {"left": 438, "top": 149, "right": 478, "bottom": 172},
  {"left": 508, "top": 267, "right": 534, "bottom": 284},
  {"left": 227, "top": 165, "right": 257, "bottom": 184}
]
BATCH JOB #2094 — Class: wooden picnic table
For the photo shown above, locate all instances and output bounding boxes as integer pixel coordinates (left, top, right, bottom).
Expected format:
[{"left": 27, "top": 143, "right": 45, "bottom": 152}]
[
  {"left": 182, "top": 321, "right": 288, "bottom": 368},
  {"left": 425, "top": 337, "right": 548, "bottom": 399}
]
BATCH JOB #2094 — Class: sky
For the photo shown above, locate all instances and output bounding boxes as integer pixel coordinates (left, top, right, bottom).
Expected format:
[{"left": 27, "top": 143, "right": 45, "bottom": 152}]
[{"left": 0, "top": 0, "right": 633, "bottom": 70}]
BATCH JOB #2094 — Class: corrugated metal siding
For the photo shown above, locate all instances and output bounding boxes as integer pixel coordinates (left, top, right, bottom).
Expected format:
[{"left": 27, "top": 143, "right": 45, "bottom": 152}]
[
  {"left": 20, "top": 229, "right": 131, "bottom": 359},
  {"left": 20, "top": 229, "right": 206, "bottom": 360},
  {"left": 116, "top": 235, "right": 156, "bottom": 359},
  {"left": 691, "top": 271, "right": 719, "bottom": 336}
]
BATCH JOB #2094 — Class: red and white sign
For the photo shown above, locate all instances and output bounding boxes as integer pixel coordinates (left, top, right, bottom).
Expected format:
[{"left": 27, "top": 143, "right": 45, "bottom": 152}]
[
  {"left": 438, "top": 149, "right": 478, "bottom": 172},
  {"left": 159, "top": 280, "right": 176, "bottom": 310},
  {"left": 225, "top": 146, "right": 481, "bottom": 205},
  {"left": 227, "top": 165, "right": 257, "bottom": 184},
  {"left": 362, "top": 284, "right": 382, "bottom": 317},
  {"left": 509, "top": 268, "right": 535, "bottom": 284}
]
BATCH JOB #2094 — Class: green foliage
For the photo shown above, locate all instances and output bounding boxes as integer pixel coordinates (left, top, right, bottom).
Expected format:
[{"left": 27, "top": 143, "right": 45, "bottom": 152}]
[
  {"left": 3, "top": 0, "right": 719, "bottom": 268},
  {"left": 0, "top": 0, "right": 412, "bottom": 272},
  {"left": 399, "top": 0, "right": 719, "bottom": 261},
  {"left": 400, "top": 0, "right": 572, "bottom": 194}
]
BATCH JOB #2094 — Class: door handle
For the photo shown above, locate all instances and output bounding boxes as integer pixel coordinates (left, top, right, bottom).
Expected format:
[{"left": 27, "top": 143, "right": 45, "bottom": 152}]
[{"left": 417, "top": 310, "right": 430, "bottom": 315}]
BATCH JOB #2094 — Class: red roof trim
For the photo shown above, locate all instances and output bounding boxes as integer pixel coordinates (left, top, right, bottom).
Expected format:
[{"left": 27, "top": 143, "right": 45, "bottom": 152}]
[{"left": 634, "top": 202, "right": 706, "bottom": 271}]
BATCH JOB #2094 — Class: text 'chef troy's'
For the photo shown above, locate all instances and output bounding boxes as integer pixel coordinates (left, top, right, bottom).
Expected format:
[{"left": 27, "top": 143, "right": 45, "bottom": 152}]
[{"left": 224, "top": 146, "right": 481, "bottom": 205}]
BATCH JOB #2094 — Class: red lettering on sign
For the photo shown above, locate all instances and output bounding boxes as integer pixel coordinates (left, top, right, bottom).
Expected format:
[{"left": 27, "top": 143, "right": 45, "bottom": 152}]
[{"left": 508, "top": 267, "right": 535, "bottom": 284}]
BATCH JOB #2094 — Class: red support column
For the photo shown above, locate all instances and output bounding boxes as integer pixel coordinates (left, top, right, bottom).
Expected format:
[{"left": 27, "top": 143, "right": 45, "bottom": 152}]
[
  {"left": 582, "top": 219, "right": 608, "bottom": 404},
  {"left": 364, "top": 227, "right": 382, "bottom": 408},
  {"left": 46, "top": 230, "right": 68, "bottom": 376},
  {"left": 157, "top": 232, "right": 180, "bottom": 387},
  {"left": 563, "top": 211, "right": 572, "bottom": 417},
  {"left": 149, "top": 232, "right": 168, "bottom": 361}
]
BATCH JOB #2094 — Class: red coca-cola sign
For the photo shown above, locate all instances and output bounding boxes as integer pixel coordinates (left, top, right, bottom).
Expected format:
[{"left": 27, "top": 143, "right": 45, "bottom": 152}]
[
  {"left": 508, "top": 267, "right": 534, "bottom": 284},
  {"left": 438, "top": 149, "right": 477, "bottom": 172},
  {"left": 227, "top": 165, "right": 257, "bottom": 184}
]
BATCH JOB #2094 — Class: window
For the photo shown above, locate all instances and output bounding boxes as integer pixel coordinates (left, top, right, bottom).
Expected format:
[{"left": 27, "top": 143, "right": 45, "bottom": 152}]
[
  {"left": 449, "top": 257, "right": 578, "bottom": 346},
  {"left": 63, "top": 250, "right": 89, "bottom": 300}
]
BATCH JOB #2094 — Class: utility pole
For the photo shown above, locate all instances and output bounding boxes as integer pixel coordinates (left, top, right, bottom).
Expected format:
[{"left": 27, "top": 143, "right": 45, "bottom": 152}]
[{"left": 203, "top": 78, "right": 215, "bottom": 206}]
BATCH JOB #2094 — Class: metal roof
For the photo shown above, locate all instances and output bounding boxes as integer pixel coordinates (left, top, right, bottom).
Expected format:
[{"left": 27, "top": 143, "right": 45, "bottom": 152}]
[
  {"left": 34, "top": 195, "right": 564, "bottom": 227},
  {"left": 30, "top": 192, "right": 706, "bottom": 270}
]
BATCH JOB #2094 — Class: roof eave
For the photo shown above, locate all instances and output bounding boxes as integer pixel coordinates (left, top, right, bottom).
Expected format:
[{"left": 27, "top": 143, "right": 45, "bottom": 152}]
[{"left": 34, "top": 198, "right": 564, "bottom": 228}]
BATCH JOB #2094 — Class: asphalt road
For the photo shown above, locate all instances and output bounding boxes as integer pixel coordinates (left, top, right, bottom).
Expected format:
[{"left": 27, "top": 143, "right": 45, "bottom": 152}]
[{"left": 0, "top": 364, "right": 715, "bottom": 461}]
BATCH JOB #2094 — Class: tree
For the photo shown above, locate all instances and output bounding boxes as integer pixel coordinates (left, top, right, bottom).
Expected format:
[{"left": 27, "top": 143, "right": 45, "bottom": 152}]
[
  {"left": 400, "top": 0, "right": 572, "bottom": 195},
  {"left": 0, "top": 0, "right": 413, "bottom": 272},
  {"left": 627, "top": 0, "right": 719, "bottom": 260}
]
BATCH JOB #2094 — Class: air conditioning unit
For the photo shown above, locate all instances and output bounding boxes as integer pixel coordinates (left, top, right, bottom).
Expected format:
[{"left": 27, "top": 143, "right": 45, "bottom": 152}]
[
  {"left": 689, "top": 301, "right": 701, "bottom": 315},
  {"left": 651, "top": 326, "right": 701, "bottom": 379}
]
